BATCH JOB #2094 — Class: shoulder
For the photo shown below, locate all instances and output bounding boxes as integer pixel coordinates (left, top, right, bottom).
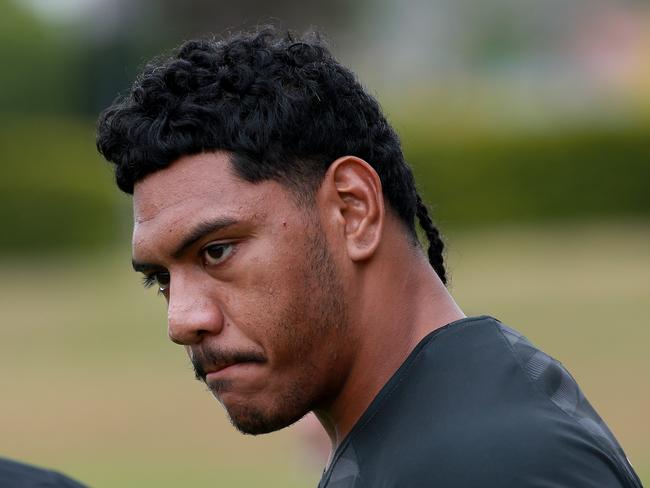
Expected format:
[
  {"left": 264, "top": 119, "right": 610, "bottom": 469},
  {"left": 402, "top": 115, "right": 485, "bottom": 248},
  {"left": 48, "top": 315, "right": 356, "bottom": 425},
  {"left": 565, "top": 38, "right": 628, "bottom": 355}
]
[
  {"left": 489, "top": 321, "right": 642, "bottom": 486},
  {"left": 0, "top": 457, "right": 87, "bottom": 488},
  {"left": 432, "top": 317, "right": 641, "bottom": 487},
  {"left": 335, "top": 317, "right": 641, "bottom": 487}
]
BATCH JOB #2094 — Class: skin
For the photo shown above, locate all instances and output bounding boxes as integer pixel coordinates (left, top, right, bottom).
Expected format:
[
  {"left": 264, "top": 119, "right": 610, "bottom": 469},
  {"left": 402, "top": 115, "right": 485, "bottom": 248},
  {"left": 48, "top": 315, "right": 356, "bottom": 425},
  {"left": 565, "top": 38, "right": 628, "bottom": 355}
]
[{"left": 131, "top": 151, "right": 465, "bottom": 457}]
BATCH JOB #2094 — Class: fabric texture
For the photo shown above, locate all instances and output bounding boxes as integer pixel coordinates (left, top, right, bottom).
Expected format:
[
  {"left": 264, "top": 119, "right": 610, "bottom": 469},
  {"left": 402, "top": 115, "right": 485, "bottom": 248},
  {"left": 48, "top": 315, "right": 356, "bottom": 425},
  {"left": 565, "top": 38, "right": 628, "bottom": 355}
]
[
  {"left": 0, "top": 457, "right": 87, "bottom": 488},
  {"left": 318, "top": 316, "right": 642, "bottom": 488}
]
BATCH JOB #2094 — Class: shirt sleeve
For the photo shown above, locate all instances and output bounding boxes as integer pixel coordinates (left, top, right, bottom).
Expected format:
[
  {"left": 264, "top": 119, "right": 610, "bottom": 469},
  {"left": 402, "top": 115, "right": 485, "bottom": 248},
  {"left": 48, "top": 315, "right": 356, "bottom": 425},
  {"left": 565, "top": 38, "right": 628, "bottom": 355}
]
[
  {"left": 497, "top": 323, "right": 642, "bottom": 488},
  {"left": 0, "top": 457, "right": 88, "bottom": 488}
]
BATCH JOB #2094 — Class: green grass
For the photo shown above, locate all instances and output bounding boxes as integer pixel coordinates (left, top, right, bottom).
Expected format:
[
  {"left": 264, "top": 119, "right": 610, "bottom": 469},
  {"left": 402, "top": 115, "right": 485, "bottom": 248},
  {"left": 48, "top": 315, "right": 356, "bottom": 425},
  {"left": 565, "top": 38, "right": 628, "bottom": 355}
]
[{"left": 1, "top": 220, "right": 648, "bottom": 486}]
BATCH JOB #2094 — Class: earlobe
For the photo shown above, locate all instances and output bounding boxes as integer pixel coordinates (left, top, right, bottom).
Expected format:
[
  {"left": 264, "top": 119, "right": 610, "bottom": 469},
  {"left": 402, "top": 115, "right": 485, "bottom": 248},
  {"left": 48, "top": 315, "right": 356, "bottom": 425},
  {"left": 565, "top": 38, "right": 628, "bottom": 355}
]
[{"left": 324, "top": 156, "right": 385, "bottom": 262}]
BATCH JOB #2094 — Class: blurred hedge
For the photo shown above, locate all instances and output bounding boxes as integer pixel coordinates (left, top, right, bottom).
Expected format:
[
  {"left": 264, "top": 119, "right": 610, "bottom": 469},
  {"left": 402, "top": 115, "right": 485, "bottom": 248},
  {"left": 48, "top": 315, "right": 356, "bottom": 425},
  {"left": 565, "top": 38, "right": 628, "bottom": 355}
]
[
  {"left": 1, "top": 117, "right": 648, "bottom": 253},
  {"left": 403, "top": 126, "right": 650, "bottom": 228},
  {"left": 0, "top": 118, "right": 129, "bottom": 253}
]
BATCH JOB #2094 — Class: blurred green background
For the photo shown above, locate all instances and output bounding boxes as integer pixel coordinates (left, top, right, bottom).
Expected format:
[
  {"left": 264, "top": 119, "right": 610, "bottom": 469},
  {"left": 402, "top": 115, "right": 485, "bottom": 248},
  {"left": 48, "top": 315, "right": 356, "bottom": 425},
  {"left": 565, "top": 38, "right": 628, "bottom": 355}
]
[{"left": 1, "top": 0, "right": 648, "bottom": 486}]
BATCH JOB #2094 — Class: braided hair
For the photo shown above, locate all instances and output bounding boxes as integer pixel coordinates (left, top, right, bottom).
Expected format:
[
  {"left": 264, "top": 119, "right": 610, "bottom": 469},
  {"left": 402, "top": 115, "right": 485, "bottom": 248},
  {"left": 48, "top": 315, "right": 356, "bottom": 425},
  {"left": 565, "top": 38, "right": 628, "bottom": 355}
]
[{"left": 415, "top": 193, "right": 447, "bottom": 285}]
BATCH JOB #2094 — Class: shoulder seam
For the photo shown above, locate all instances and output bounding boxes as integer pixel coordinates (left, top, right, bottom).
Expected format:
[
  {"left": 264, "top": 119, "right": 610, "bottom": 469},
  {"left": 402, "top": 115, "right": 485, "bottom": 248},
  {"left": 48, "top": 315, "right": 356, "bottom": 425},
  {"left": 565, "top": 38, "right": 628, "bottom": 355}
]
[{"left": 493, "top": 322, "right": 640, "bottom": 488}]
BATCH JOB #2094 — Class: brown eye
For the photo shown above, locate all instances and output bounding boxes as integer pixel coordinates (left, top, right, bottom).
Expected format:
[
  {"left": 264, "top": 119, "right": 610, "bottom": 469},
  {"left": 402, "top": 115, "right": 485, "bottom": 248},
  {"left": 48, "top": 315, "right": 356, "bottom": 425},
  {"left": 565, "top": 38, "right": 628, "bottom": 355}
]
[
  {"left": 156, "top": 271, "right": 170, "bottom": 287},
  {"left": 154, "top": 271, "right": 171, "bottom": 292},
  {"left": 203, "top": 243, "right": 234, "bottom": 266},
  {"left": 142, "top": 271, "right": 170, "bottom": 294}
]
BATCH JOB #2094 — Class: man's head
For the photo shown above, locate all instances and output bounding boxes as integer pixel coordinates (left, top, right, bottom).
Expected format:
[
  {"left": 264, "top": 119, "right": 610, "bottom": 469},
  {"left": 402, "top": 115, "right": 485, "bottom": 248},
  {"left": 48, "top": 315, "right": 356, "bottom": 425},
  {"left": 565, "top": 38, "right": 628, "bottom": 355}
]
[{"left": 96, "top": 28, "right": 447, "bottom": 434}]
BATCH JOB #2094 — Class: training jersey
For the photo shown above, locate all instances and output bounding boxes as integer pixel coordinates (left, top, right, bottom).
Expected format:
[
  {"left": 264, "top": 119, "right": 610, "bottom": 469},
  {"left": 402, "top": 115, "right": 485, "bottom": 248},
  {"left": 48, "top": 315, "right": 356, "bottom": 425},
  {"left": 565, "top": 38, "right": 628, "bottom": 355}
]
[{"left": 318, "top": 316, "right": 642, "bottom": 487}]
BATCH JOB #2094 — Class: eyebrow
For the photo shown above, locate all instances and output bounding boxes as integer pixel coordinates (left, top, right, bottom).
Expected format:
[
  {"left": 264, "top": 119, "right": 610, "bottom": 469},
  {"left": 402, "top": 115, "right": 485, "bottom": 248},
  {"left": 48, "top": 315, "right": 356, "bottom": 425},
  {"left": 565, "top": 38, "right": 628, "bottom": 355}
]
[{"left": 132, "top": 216, "right": 239, "bottom": 272}]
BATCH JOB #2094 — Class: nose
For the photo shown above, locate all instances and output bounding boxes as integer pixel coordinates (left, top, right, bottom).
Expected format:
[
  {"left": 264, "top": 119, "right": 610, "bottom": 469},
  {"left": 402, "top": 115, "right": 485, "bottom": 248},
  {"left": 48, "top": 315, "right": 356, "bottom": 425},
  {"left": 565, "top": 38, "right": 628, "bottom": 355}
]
[{"left": 167, "top": 280, "right": 225, "bottom": 345}]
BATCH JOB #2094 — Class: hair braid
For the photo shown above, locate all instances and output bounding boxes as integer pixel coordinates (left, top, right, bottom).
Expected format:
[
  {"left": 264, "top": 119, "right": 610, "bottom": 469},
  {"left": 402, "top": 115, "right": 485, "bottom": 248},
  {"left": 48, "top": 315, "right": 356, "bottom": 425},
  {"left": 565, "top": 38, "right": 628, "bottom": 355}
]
[{"left": 415, "top": 193, "right": 447, "bottom": 285}]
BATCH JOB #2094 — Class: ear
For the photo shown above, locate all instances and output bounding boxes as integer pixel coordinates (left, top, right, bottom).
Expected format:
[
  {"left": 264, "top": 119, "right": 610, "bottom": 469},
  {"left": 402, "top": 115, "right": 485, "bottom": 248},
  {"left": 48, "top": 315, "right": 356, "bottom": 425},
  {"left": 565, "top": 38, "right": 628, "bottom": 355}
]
[{"left": 318, "top": 156, "right": 385, "bottom": 262}]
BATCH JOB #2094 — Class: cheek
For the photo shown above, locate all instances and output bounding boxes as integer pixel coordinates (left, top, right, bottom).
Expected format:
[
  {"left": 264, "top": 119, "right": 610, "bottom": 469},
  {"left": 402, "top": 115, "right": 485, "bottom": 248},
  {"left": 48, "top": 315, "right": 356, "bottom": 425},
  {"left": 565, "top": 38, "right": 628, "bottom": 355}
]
[
  {"left": 225, "top": 234, "right": 308, "bottom": 310},
  {"left": 217, "top": 254, "right": 299, "bottom": 331},
  {"left": 238, "top": 278, "right": 308, "bottom": 342},
  {"left": 218, "top": 227, "right": 337, "bottom": 353},
  {"left": 231, "top": 270, "right": 323, "bottom": 358}
]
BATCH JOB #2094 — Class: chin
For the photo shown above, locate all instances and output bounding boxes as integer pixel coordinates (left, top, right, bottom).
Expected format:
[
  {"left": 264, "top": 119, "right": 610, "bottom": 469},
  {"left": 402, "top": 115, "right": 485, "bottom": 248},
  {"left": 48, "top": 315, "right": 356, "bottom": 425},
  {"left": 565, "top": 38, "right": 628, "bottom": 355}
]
[
  {"left": 225, "top": 401, "right": 309, "bottom": 436},
  {"left": 210, "top": 372, "right": 321, "bottom": 435}
]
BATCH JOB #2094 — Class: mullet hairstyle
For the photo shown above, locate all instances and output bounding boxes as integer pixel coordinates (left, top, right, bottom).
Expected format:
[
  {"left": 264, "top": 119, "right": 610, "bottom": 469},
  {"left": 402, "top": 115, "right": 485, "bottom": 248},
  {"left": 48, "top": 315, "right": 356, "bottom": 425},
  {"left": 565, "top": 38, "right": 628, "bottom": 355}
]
[{"left": 96, "top": 28, "right": 447, "bottom": 284}]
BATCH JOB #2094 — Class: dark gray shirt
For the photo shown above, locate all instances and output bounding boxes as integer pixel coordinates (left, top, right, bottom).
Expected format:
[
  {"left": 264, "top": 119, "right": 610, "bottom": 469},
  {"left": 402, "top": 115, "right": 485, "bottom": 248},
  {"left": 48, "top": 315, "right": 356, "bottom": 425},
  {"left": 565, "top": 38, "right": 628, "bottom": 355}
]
[
  {"left": 0, "top": 457, "right": 86, "bottom": 488},
  {"left": 318, "top": 316, "right": 642, "bottom": 487}
]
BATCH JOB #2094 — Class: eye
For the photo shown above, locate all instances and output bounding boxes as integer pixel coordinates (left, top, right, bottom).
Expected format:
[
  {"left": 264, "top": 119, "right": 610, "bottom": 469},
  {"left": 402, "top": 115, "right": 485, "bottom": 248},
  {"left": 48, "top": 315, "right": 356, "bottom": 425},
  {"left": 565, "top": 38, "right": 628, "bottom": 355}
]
[
  {"left": 202, "top": 242, "right": 234, "bottom": 267},
  {"left": 142, "top": 271, "right": 171, "bottom": 294}
]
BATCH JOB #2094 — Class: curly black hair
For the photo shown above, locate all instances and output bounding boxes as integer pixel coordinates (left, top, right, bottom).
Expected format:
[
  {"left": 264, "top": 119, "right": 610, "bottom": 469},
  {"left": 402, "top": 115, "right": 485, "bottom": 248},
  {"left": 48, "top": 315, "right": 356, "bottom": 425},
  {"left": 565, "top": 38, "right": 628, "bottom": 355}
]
[{"left": 96, "top": 28, "right": 447, "bottom": 284}]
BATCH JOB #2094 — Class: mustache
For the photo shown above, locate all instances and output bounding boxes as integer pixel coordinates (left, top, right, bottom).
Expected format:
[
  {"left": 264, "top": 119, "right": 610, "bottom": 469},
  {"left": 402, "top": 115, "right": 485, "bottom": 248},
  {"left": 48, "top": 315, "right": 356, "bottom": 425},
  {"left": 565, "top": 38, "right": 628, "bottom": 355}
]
[{"left": 190, "top": 348, "right": 266, "bottom": 382}]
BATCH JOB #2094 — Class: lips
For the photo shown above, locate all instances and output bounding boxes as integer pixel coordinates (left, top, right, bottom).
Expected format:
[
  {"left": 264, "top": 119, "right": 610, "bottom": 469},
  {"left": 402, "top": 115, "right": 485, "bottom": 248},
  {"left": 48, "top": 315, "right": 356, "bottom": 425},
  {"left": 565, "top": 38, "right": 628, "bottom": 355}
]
[
  {"left": 191, "top": 349, "right": 266, "bottom": 383},
  {"left": 203, "top": 360, "right": 238, "bottom": 375},
  {"left": 205, "top": 361, "right": 245, "bottom": 379}
]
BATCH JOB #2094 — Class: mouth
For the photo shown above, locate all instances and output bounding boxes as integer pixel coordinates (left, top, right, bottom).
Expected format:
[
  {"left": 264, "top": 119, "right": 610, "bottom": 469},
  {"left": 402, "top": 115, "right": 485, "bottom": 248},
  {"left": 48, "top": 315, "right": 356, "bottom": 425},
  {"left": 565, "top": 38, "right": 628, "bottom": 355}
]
[
  {"left": 203, "top": 359, "right": 253, "bottom": 376},
  {"left": 191, "top": 350, "right": 266, "bottom": 383},
  {"left": 204, "top": 361, "right": 261, "bottom": 382}
]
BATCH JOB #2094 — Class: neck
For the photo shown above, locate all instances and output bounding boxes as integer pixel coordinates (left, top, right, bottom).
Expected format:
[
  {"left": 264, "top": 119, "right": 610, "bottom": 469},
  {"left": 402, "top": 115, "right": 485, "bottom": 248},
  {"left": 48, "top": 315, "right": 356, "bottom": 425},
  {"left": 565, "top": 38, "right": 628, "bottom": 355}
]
[{"left": 314, "top": 241, "right": 465, "bottom": 459}]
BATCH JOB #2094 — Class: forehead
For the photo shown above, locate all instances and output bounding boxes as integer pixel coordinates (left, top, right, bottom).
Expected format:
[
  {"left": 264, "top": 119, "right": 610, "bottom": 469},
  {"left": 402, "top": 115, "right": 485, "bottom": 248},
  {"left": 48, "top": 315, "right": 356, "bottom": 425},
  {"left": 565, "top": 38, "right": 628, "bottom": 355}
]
[
  {"left": 132, "top": 152, "right": 290, "bottom": 254},
  {"left": 134, "top": 152, "right": 252, "bottom": 222}
]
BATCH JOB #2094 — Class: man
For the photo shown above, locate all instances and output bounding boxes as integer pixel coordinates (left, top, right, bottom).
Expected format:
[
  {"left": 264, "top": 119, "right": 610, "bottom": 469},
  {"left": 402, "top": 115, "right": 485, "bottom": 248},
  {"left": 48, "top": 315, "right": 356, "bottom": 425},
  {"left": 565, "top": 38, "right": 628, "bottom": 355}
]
[{"left": 96, "top": 29, "right": 642, "bottom": 487}]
